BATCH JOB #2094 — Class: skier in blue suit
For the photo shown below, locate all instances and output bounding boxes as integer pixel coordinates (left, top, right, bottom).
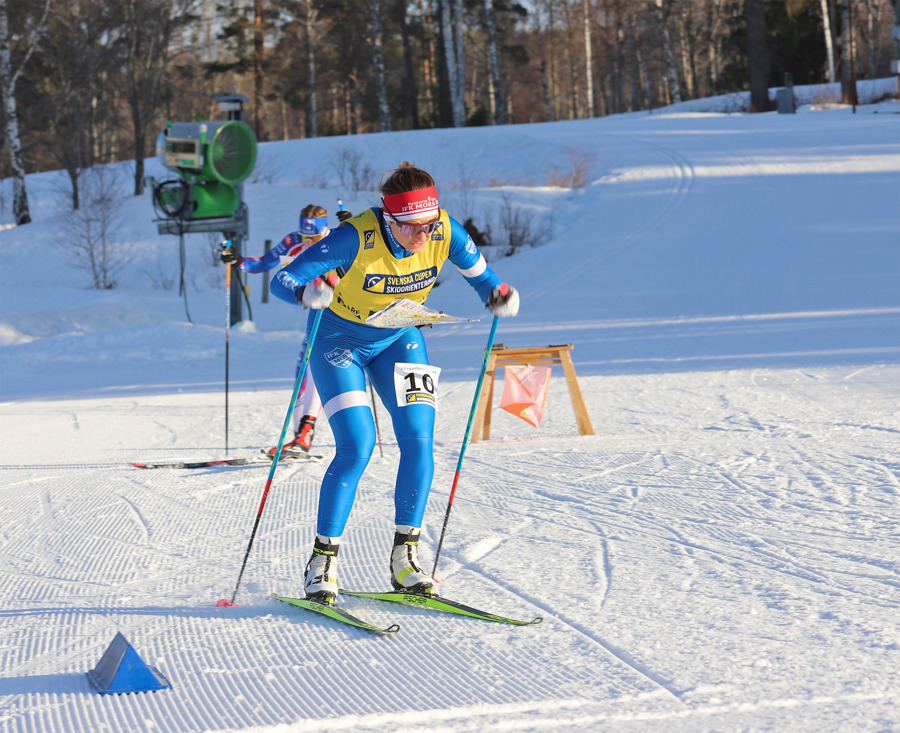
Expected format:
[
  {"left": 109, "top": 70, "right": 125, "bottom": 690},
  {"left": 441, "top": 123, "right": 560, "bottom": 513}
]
[{"left": 271, "top": 162, "right": 519, "bottom": 601}]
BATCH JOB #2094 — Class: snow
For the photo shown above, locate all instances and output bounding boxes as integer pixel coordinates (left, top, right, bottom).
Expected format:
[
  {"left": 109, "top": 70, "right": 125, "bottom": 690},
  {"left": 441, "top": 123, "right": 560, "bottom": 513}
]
[{"left": 1, "top": 81, "right": 899, "bottom": 732}]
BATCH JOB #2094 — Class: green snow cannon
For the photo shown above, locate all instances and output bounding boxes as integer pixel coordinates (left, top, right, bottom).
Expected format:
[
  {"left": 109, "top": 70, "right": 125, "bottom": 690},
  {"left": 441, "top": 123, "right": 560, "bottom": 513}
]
[{"left": 158, "top": 120, "right": 257, "bottom": 220}]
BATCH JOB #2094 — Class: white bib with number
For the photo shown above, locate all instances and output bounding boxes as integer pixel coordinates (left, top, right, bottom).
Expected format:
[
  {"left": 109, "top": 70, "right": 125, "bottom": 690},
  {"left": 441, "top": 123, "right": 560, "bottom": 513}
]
[{"left": 393, "top": 363, "right": 441, "bottom": 409}]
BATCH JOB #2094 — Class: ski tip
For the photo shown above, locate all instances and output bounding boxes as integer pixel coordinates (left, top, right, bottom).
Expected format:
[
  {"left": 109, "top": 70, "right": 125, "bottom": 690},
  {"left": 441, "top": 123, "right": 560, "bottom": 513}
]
[{"left": 130, "top": 462, "right": 148, "bottom": 468}]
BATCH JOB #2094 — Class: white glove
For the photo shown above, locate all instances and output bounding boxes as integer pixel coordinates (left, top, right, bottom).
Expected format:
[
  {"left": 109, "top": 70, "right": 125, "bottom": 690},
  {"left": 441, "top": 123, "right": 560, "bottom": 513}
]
[
  {"left": 486, "top": 283, "right": 519, "bottom": 317},
  {"left": 300, "top": 273, "right": 339, "bottom": 309}
]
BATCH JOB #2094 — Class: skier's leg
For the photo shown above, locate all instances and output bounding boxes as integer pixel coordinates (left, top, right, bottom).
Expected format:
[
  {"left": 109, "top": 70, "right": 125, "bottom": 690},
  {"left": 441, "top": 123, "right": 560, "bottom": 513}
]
[
  {"left": 366, "top": 328, "right": 436, "bottom": 528},
  {"left": 366, "top": 329, "right": 436, "bottom": 592},
  {"left": 308, "top": 342, "right": 376, "bottom": 538},
  {"left": 291, "top": 338, "right": 324, "bottom": 436}
]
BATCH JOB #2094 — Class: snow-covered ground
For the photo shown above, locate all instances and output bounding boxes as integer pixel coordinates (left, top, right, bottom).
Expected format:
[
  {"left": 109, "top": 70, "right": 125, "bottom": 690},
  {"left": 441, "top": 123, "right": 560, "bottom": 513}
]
[{"left": 1, "top": 81, "right": 898, "bottom": 732}]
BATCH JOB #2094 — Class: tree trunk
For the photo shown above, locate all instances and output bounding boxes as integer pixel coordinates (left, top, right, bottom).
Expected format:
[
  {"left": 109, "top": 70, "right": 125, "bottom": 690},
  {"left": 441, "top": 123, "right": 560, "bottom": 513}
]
[
  {"left": 418, "top": 0, "right": 437, "bottom": 123},
  {"left": 745, "top": 0, "right": 770, "bottom": 113},
  {"left": 654, "top": 0, "right": 682, "bottom": 105},
  {"left": 253, "top": 0, "right": 264, "bottom": 140},
  {"left": 120, "top": 0, "right": 184, "bottom": 196},
  {"left": 452, "top": 0, "right": 466, "bottom": 122},
  {"left": 679, "top": 5, "right": 697, "bottom": 99},
  {"left": 440, "top": 0, "right": 463, "bottom": 126},
  {"left": 840, "top": 0, "right": 858, "bottom": 105},
  {"left": 894, "top": 0, "right": 900, "bottom": 98},
  {"left": 582, "top": 0, "right": 594, "bottom": 117},
  {"left": 397, "top": 1, "right": 421, "bottom": 129},
  {"left": 0, "top": 0, "right": 50, "bottom": 225},
  {"left": 626, "top": 6, "right": 638, "bottom": 111},
  {"left": 367, "top": 0, "right": 391, "bottom": 131},
  {"left": 305, "top": 2, "right": 317, "bottom": 137},
  {"left": 484, "top": 0, "right": 506, "bottom": 124},
  {"left": 705, "top": 0, "right": 721, "bottom": 93},
  {"left": 819, "top": 0, "right": 836, "bottom": 83},
  {"left": 536, "top": 20, "right": 552, "bottom": 122}
]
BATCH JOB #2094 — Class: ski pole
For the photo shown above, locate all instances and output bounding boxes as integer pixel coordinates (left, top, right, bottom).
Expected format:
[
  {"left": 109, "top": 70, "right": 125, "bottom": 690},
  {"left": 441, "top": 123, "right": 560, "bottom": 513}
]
[
  {"left": 218, "top": 308, "right": 324, "bottom": 607},
  {"left": 224, "top": 250, "right": 232, "bottom": 454},
  {"left": 431, "top": 312, "right": 501, "bottom": 578}
]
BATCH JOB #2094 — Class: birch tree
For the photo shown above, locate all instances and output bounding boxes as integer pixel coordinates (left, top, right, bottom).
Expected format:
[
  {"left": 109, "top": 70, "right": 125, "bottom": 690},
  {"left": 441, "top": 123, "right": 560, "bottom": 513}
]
[
  {"left": 583, "top": 0, "right": 594, "bottom": 116},
  {"left": 818, "top": 0, "right": 836, "bottom": 83},
  {"left": 653, "top": 0, "right": 682, "bottom": 105},
  {"left": 0, "top": 0, "right": 50, "bottom": 225}
]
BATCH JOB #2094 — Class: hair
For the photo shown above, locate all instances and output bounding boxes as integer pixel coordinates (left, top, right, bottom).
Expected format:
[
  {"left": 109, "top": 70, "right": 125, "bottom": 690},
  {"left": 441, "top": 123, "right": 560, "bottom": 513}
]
[
  {"left": 300, "top": 204, "right": 328, "bottom": 218},
  {"left": 379, "top": 162, "right": 435, "bottom": 196}
]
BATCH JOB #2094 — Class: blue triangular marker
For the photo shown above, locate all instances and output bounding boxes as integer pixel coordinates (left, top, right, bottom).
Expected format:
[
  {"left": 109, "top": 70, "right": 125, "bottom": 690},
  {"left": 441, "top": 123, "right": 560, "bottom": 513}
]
[{"left": 86, "top": 632, "right": 172, "bottom": 695}]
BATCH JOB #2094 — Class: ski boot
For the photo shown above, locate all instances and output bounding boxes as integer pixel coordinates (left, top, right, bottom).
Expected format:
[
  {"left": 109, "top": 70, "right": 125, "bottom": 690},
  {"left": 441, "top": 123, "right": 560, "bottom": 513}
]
[
  {"left": 390, "top": 525, "right": 434, "bottom": 595},
  {"left": 304, "top": 535, "right": 339, "bottom": 603},
  {"left": 265, "top": 416, "right": 316, "bottom": 458}
]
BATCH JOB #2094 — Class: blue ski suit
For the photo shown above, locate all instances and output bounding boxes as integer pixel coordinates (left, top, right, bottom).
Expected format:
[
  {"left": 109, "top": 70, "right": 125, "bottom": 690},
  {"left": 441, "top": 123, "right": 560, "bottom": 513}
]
[{"left": 272, "top": 207, "right": 504, "bottom": 537}]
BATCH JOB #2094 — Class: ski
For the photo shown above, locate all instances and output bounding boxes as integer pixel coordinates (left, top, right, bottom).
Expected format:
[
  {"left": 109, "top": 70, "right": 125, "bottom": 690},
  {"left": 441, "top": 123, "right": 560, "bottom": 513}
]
[
  {"left": 130, "top": 453, "right": 324, "bottom": 469},
  {"left": 273, "top": 594, "right": 400, "bottom": 634},
  {"left": 339, "top": 589, "right": 543, "bottom": 626}
]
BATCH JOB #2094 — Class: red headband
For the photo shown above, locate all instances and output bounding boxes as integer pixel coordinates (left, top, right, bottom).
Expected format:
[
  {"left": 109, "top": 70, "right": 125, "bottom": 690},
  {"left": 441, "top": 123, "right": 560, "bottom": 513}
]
[{"left": 382, "top": 186, "right": 439, "bottom": 222}]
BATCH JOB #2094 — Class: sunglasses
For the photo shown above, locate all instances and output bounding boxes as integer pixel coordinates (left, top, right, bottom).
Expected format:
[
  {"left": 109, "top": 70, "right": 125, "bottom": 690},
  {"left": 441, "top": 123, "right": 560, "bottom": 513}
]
[{"left": 382, "top": 202, "right": 439, "bottom": 236}]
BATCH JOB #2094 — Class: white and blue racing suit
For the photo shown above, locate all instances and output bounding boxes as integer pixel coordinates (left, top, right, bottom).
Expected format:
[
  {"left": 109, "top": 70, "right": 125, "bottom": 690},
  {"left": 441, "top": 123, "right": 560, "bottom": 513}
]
[{"left": 272, "top": 207, "right": 502, "bottom": 536}]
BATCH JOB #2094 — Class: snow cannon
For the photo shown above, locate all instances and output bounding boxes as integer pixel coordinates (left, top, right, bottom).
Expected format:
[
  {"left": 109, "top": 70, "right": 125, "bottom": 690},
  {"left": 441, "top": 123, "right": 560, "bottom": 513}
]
[{"left": 154, "top": 120, "right": 257, "bottom": 220}]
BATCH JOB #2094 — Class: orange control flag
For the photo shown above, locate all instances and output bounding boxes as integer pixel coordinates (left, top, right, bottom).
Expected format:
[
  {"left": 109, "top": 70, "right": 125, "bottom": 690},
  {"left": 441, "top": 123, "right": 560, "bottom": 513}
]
[{"left": 499, "top": 365, "right": 552, "bottom": 428}]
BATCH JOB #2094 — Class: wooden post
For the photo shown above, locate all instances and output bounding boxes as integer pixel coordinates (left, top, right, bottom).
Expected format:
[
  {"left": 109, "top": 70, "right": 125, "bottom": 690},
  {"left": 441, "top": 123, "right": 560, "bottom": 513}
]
[{"left": 471, "top": 344, "right": 594, "bottom": 443}]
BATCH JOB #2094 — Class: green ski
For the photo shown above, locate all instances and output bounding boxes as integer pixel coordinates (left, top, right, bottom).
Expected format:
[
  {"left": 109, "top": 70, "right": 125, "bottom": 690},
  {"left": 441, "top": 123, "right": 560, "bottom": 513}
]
[
  {"left": 273, "top": 595, "right": 400, "bottom": 634},
  {"left": 339, "top": 589, "right": 542, "bottom": 626}
]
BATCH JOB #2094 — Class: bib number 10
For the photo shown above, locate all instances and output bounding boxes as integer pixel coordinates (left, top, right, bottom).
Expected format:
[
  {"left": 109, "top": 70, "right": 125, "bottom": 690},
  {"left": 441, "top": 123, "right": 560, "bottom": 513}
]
[{"left": 394, "top": 363, "right": 441, "bottom": 409}]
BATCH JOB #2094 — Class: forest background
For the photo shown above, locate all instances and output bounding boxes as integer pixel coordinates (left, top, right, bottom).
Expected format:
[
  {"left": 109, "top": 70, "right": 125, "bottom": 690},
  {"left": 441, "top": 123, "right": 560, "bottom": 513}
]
[{"left": 1, "top": 0, "right": 899, "bottom": 226}]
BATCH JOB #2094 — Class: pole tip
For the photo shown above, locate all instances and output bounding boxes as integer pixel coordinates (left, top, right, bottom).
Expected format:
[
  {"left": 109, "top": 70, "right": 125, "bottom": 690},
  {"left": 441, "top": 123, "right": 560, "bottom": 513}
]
[{"left": 216, "top": 599, "right": 235, "bottom": 607}]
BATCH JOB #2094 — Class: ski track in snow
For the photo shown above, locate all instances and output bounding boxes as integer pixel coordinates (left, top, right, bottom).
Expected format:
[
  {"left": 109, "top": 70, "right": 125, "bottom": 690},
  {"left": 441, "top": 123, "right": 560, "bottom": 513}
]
[
  {"left": 2, "top": 96, "right": 900, "bottom": 731},
  {"left": 2, "top": 366, "right": 897, "bottom": 732},
  {"left": 3, "top": 360, "right": 900, "bottom": 733}
]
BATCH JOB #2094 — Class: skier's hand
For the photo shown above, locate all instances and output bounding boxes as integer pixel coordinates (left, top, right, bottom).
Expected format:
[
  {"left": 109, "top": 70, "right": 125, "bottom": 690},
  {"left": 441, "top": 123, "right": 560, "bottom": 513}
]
[
  {"left": 337, "top": 209, "right": 353, "bottom": 223},
  {"left": 220, "top": 246, "right": 243, "bottom": 267},
  {"left": 300, "top": 272, "right": 340, "bottom": 309},
  {"left": 486, "top": 283, "right": 519, "bottom": 317}
]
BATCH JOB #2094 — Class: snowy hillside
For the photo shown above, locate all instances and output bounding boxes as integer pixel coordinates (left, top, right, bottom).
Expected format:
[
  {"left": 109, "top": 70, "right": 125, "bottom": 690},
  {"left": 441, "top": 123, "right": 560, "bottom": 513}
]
[{"left": 1, "top": 81, "right": 899, "bottom": 732}]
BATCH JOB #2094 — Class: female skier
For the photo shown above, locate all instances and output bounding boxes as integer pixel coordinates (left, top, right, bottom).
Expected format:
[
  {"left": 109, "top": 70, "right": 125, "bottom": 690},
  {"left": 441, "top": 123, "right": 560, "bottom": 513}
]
[
  {"left": 221, "top": 203, "right": 352, "bottom": 456},
  {"left": 271, "top": 162, "right": 519, "bottom": 602}
]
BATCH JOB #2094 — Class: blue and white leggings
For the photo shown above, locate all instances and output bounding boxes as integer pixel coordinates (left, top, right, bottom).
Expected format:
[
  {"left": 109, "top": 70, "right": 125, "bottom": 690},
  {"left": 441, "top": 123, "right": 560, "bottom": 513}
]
[{"left": 307, "top": 319, "right": 438, "bottom": 537}]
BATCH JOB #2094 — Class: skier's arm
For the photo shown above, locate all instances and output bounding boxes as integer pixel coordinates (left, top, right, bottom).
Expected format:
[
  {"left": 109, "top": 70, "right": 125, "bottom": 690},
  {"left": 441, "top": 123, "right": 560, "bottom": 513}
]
[
  {"left": 240, "top": 235, "right": 297, "bottom": 274},
  {"left": 271, "top": 226, "right": 358, "bottom": 305},
  {"left": 447, "top": 216, "right": 503, "bottom": 303}
]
